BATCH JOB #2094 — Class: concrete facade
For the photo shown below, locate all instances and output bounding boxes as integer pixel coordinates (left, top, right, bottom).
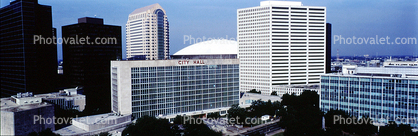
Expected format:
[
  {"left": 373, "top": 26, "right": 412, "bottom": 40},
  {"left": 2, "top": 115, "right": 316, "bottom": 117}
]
[
  {"left": 320, "top": 67, "right": 418, "bottom": 128},
  {"left": 126, "top": 3, "right": 169, "bottom": 60},
  {"left": 238, "top": 1, "right": 326, "bottom": 94},
  {"left": 111, "top": 59, "right": 240, "bottom": 119},
  {"left": 1, "top": 97, "right": 55, "bottom": 135},
  {"left": 54, "top": 113, "right": 131, "bottom": 136},
  {"left": 35, "top": 88, "right": 86, "bottom": 111}
]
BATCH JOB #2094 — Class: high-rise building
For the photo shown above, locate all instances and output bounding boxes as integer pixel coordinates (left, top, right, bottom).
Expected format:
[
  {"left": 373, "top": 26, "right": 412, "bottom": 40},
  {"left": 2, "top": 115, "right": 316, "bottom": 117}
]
[
  {"left": 326, "top": 23, "right": 332, "bottom": 73},
  {"left": 111, "top": 59, "right": 239, "bottom": 119},
  {"left": 111, "top": 40, "right": 239, "bottom": 119},
  {"left": 126, "top": 3, "right": 169, "bottom": 60},
  {"left": 238, "top": 1, "right": 326, "bottom": 94},
  {"left": 320, "top": 66, "right": 418, "bottom": 128},
  {"left": 0, "top": 0, "right": 57, "bottom": 97},
  {"left": 62, "top": 17, "right": 121, "bottom": 112}
]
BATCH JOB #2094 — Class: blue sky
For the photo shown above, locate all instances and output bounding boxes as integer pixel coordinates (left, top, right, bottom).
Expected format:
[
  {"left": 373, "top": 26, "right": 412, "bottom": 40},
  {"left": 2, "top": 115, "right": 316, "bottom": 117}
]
[{"left": 1, "top": 0, "right": 417, "bottom": 59}]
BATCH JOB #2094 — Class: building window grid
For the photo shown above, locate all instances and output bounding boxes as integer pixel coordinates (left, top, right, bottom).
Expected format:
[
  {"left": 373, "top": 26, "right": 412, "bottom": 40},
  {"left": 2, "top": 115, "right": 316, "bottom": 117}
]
[
  {"left": 130, "top": 65, "right": 239, "bottom": 118},
  {"left": 321, "top": 76, "right": 418, "bottom": 128}
]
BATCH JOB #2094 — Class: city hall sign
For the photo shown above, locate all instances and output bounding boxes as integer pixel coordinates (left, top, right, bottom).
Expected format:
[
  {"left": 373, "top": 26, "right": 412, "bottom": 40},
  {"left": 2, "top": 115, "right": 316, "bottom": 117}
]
[{"left": 178, "top": 60, "right": 205, "bottom": 65}]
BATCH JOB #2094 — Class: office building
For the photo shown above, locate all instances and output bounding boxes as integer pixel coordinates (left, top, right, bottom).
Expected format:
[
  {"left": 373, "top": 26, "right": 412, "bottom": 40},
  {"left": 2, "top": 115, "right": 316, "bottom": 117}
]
[
  {"left": 238, "top": 1, "right": 326, "bottom": 94},
  {"left": 111, "top": 59, "right": 239, "bottom": 119},
  {"left": 34, "top": 88, "right": 86, "bottom": 111},
  {"left": 62, "top": 17, "right": 121, "bottom": 112},
  {"left": 320, "top": 66, "right": 418, "bottom": 128},
  {"left": 126, "top": 3, "right": 169, "bottom": 60},
  {"left": 326, "top": 23, "right": 332, "bottom": 73},
  {"left": 1, "top": 93, "right": 55, "bottom": 135},
  {"left": 0, "top": 0, "right": 57, "bottom": 97}
]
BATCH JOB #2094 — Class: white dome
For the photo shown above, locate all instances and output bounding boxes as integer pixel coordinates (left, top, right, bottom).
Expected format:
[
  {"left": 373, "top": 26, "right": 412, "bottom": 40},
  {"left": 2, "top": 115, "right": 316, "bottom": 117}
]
[{"left": 174, "top": 39, "right": 238, "bottom": 55}]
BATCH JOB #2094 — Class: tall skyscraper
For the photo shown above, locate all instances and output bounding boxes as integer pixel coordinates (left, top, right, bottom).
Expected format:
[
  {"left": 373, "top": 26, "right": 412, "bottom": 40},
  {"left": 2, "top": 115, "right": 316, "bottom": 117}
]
[
  {"left": 62, "top": 17, "right": 121, "bottom": 112},
  {"left": 326, "top": 23, "right": 332, "bottom": 73},
  {"left": 0, "top": 0, "right": 57, "bottom": 97},
  {"left": 126, "top": 3, "right": 169, "bottom": 60},
  {"left": 238, "top": 1, "right": 326, "bottom": 94}
]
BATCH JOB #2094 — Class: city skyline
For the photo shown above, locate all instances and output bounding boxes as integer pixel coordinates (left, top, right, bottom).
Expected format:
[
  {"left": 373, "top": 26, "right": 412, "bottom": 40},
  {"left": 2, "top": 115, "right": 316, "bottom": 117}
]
[{"left": 1, "top": 0, "right": 417, "bottom": 59}]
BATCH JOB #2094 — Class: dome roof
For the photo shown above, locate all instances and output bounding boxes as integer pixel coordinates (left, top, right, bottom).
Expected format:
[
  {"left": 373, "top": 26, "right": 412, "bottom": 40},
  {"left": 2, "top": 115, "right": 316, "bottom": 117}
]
[{"left": 174, "top": 39, "right": 238, "bottom": 55}]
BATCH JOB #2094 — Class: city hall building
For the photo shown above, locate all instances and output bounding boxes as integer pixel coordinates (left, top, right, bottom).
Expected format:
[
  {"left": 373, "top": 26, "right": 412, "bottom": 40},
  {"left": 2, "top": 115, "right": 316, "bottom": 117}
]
[
  {"left": 320, "top": 65, "right": 418, "bottom": 128},
  {"left": 111, "top": 58, "right": 239, "bottom": 119}
]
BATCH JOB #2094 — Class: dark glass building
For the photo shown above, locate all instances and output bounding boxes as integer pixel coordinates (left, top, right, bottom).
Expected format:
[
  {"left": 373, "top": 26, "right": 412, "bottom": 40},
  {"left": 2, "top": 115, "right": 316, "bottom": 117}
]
[
  {"left": 326, "top": 23, "right": 332, "bottom": 73},
  {"left": 0, "top": 0, "right": 57, "bottom": 97},
  {"left": 62, "top": 17, "right": 121, "bottom": 113}
]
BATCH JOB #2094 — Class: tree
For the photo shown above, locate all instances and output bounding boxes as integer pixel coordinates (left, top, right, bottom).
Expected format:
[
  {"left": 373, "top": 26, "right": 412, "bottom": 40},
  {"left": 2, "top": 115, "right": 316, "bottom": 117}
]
[
  {"left": 271, "top": 91, "right": 277, "bottom": 96},
  {"left": 248, "top": 99, "right": 281, "bottom": 118},
  {"left": 207, "top": 112, "right": 220, "bottom": 119},
  {"left": 249, "top": 89, "right": 261, "bottom": 94},
  {"left": 379, "top": 122, "right": 417, "bottom": 136},
  {"left": 183, "top": 122, "right": 222, "bottom": 136},
  {"left": 227, "top": 104, "right": 247, "bottom": 125},
  {"left": 324, "top": 109, "right": 350, "bottom": 130},
  {"left": 278, "top": 90, "right": 324, "bottom": 136},
  {"left": 28, "top": 128, "right": 60, "bottom": 136},
  {"left": 97, "top": 132, "right": 110, "bottom": 136},
  {"left": 324, "top": 109, "right": 377, "bottom": 135},
  {"left": 122, "top": 115, "right": 174, "bottom": 136}
]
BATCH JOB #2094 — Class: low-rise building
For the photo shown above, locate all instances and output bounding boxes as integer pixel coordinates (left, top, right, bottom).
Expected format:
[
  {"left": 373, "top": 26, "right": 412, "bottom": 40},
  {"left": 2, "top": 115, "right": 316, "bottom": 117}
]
[
  {"left": 35, "top": 88, "right": 86, "bottom": 111},
  {"left": 272, "top": 84, "right": 320, "bottom": 97},
  {"left": 320, "top": 66, "right": 418, "bottom": 128},
  {"left": 1, "top": 92, "right": 55, "bottom": 135},
  {"left": 239, "top": 92, "right": 282, "bottom": 108},
  {"left": 54, "top": 113, "right": 131, "bottom": 135}
]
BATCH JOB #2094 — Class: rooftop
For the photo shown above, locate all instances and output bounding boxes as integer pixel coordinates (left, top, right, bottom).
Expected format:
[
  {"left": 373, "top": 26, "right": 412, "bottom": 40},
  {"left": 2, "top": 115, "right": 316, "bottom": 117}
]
[
  {"left": 173, "top": 39, "right": 238, "bottom": 56},
  {"left": 73, "top": 113, "right": 129, "bottom": 125},
  {"left": 130, "top": 3, "right": 163, "bottom": 15},
  {"left": 260, "top": 1, "right": 302, "bottom": 6},
  {"left": 0, "top": 97, "right": 52, "bottom": 112}
]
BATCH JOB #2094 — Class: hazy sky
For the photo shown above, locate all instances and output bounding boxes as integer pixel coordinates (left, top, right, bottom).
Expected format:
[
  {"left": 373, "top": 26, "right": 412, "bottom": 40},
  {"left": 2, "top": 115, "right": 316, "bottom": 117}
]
[{"left": 1, "top": 0, "right": 417, "bottom": 59}]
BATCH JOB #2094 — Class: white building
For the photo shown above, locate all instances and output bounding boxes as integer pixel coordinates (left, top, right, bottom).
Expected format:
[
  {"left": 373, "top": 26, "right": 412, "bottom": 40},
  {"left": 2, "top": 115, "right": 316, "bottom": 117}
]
[
  {"left": 238, "top": 1, "right": 326, "bottom": 94},
  {"left": 272, "top": 84, "right": 319, "bottom": 97},
  {"left": 384, "top": 60, "right": 418, "bottom": 68},
  {"left": 54, "top": 113, "right": 131, "bottom": 136},
  {"left": 111, "top": 59, "right": 239, "bottom": 119},
  {"left": 239, "top": 92, "right": 282, "bottom": 108},
  {"left": 321, "top": 67, "right": 418, "bottom": 128},
  {"left": 1, "top": 93, "right": 55, "bottom": 135},
  {"left": 112, "top": 40, "right": 241, "bottom": 119},
  {"left": 126, "top": 3, "right": 169, "bottom": 60},
  {"left": 34, "top": 88, "right": 86, "bottom": 111}
]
